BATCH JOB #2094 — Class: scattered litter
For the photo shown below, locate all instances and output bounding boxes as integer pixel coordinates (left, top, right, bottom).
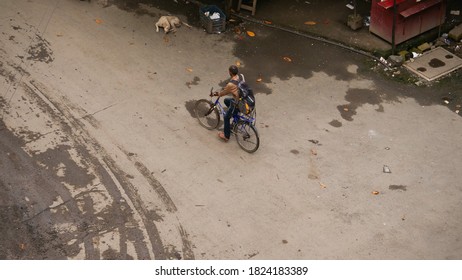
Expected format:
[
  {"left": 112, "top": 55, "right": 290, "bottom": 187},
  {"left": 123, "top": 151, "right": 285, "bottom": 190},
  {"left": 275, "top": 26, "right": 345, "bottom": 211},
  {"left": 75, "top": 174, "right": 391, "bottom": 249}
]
[
  {"left": 385, "top": 147, "right": 390, "bottom": 150},
  {"left": 236, "top": 61, "right": 241, "bottom": 66},
  {"left": 283, "top": 56, "right": 292, "bottom": 62},
  {"left": 309, "top": 139, "right": 320, "bottom": 145},
  {"left": 346, "top": 4, "right": 354, "bottom": 10},
  {"left": 256, "top": 77, "right": 262, "bottom": 82},
  {"left": 372, "top": 191, "right": 380, "bottom": 195},
  {"left": 417, "top": 42, "right": 431, "bottom": 52},
  {"left": 450, "top": 10, "right": 460, "bottom": 16},
  {"left": 387, "top": 55, "right": 404, "bottom": 67},
  {"left": 204, "top": 11, "right": 221, "bottom": 20},
  {"left": 383, "top": 165, "right": 391, "bottom": 173},
  {"left": 343, "top": 107, "right": 349, "bottom": 112},
  {"left": 186, "top": 68, "right": 193, "bottom": 72},
  {"left": 264, "top": 20, "right": 272, "bottom": 25},
  {"left": 320, "top": 182, "right": 327, "bottom": 189},
  {"left": 20, "top": 243, "right": 26, "bottom": 250},
  {"left": 246, "top": 31, "right": 256, "bottom": 37},
  {"left": 364, "top": 16, "right": 371, "bottom": 27},
  {"left": 304, "top": 21, "right": 317, "bottom": 26}
]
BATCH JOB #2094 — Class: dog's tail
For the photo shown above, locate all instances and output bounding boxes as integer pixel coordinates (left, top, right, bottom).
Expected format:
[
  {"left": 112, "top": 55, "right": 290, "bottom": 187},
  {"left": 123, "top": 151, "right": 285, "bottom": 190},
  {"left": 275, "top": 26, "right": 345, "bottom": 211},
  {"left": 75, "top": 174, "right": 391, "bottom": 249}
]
[{"left": 182, "top": 22, "right": 192, "bottom": 28}]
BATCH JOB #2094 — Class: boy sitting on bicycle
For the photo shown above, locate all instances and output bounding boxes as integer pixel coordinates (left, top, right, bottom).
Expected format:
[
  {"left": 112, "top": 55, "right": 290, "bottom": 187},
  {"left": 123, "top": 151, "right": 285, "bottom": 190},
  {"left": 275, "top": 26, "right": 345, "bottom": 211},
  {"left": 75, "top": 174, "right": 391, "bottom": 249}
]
[{"left": 213, "top": 65, "right": 245, "bottom": 142}]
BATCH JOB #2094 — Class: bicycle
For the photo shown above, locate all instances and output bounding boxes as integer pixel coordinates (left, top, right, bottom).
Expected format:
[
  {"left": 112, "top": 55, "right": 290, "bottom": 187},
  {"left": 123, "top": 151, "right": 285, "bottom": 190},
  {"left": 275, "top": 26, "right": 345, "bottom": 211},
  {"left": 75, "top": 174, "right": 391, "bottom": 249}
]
[{"left": 194, "top": 88, "right": 260, "bottom": 153}]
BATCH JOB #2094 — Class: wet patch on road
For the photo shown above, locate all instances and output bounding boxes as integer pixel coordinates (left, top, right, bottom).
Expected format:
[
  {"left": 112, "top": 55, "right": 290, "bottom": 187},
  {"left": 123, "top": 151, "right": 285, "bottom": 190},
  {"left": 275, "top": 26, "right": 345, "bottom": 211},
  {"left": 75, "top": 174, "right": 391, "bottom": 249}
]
[
  {"left": 230, "top": 22, "right": 362, "bottom": 95},
  {"left": 329, "top": 119, "right": 342, "bottom": 127},
  {"left": 337, "top": 104, "right": 357, "bottom": 121},
  {"left": 389, "top": 185, "right": 407, "bottom": 191},
  {"left": 186, "top": 76, "right": 200, "bottom": 89},
  {"left": 26, "top": 35, "right": 54, "bottom": 64},
  {"left": 290, "top": 149, "right": 299, "bottom": 155},
  {"left": 337, "top": 88, "right": 385, "bottom": 121}
]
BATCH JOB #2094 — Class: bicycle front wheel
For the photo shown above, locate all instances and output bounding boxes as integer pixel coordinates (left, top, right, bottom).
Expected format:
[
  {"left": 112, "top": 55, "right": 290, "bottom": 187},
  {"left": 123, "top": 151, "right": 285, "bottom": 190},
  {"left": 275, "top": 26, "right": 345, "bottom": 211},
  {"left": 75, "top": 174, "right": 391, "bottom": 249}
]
[
  {"left": 194, "top": 99, "right": 220, "bottom": 130},
  {"left": 235, "top": 122, "right": 259, "bottom": 153}
]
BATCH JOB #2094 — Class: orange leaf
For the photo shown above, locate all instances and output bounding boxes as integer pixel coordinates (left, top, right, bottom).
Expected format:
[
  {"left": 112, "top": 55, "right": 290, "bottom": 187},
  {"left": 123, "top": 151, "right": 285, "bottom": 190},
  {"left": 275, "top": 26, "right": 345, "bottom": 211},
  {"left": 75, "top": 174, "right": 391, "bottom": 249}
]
[
  {"left": 246, "top": 31, "right": 256, "bottom": 37},
  {"left": 186, "top": 68, "right": 193, "bottom": 72},
  {"left": 256, "top": 77, "right": 262, "bottom": 82},
  {"left": 236, "top": 61, "right": 241, "bottom": 66},
  {"left": 264, "top": 20, "right": 272, "bottom": 25},
  {"left": 372, "top": 191, "right": 380, "bottom": 195},
  {"left": 283, "top": 56, "right": 292, "bottom": 62},
  {"left": 304, "top": 21, "right": 316, "bottom": 25},
  {"left": 95, "top": 19, "right": 103, "bottom": 24}
]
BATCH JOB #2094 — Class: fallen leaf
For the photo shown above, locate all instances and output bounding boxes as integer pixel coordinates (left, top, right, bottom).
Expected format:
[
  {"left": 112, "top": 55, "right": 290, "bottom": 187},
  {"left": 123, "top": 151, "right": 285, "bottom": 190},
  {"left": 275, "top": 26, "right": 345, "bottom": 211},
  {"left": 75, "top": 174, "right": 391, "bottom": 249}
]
[
  {"left": 320, "top": 182, "right": 327, "bottom": 189},
  {"left": 283, "top": 56, "right": 292, "bottom": 62},
  {"left": 343, "top": 107, "right": 349, "bottom": 112},
  {"left": 246, "top": 31, "right": 256, "bottom": 37},
  {"left": 304, "top": 21, "right": 317, "bottom": 25},
  {"left": 372, "top": 191, "right": 380, "bottom": 195},
  {"left": 186, "top": 68, "right": 193, "bottom": 73},
  {"left": 311, "top": 148, "right": 317, "bottom": 156},
  {"left": 264, "top": 20, "right": 272, "bottom": 24},
  {"left": 56, "top": 33, "right": 63, "bottom": 37},
  {"left": 95, "top": 19, "right": 103, "bottom": 24},
  {"left": 19, "top": 243, "right": 26, "bottom": 250},
  {"left": 236, "top": 61, "right": 241, "bottom": 66},
  {"left": 256, "top": 77, "right": 262, "bottom": 82}
]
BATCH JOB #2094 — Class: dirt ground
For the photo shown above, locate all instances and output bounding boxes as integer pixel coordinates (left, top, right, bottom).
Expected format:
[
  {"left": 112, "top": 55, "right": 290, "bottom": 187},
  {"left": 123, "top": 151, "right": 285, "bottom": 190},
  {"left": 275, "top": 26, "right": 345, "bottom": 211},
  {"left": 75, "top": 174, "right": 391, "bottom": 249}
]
[{"left": 1, "top": 0, "right": 462, "bottom": 260}]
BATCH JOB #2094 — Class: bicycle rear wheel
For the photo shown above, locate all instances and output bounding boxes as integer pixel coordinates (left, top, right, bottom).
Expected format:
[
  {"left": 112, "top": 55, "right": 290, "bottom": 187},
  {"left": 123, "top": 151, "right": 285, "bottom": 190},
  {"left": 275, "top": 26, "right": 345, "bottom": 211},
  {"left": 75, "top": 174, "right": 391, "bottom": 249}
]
[
  {"left": 235, "top": 122, "right": 259, "bottom": 153},
  {"left": 194, "top": 99, "right": 220, "bottom": 130}
]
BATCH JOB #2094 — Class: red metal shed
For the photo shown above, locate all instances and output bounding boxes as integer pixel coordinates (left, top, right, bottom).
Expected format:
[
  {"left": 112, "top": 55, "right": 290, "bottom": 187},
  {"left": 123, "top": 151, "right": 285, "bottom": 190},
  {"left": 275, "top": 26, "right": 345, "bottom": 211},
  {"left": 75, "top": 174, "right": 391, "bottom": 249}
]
[{"left": 370, "top": 0, "right": 446, "bottom": 44}]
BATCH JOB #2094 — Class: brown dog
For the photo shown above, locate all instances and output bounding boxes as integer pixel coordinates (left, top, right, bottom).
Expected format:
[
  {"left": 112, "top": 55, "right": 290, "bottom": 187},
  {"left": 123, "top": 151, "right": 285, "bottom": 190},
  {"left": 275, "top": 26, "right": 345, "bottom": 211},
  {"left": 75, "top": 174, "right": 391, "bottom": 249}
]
[{"left": 155, "top": 16, "right": 191, "bottom": 33}]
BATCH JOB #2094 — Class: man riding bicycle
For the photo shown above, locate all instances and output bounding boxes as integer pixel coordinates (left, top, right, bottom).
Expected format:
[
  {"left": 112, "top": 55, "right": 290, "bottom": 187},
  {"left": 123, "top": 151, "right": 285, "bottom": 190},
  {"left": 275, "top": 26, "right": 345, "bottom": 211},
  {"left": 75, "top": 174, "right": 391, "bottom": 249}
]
[{"left": 213, "top": 65, "right": 245, "bottom": 142}]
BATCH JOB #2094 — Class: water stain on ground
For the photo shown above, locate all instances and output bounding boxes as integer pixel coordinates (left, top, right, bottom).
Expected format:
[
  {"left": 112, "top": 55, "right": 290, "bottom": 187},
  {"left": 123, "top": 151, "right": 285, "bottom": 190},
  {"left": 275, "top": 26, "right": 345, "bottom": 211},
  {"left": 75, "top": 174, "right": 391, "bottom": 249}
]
[
  {"left": 27, "top": 35, "right": 54, "bottom": 63},
  {"left": 389, "top": 185, "right": 407, "bottom": 191},
  {"left": 290, "top": 149, "right": 299, "bottom": 155},
  {"left": 429, "top": 58, "right": 445, "bottom": 68},
  {"left": 186, "top": 76, "right": 200, "bottom": 88},
  {"left": 329, "top": 119, "right": 342, "bottom": 127}
]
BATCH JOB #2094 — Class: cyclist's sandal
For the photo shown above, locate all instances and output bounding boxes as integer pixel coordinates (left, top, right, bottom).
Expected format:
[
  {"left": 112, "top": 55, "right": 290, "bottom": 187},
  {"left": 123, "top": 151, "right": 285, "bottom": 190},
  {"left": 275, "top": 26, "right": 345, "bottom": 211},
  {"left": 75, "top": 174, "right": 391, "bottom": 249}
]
[{"left": 218, "top": 132, "right": 229, "bottom": 142}]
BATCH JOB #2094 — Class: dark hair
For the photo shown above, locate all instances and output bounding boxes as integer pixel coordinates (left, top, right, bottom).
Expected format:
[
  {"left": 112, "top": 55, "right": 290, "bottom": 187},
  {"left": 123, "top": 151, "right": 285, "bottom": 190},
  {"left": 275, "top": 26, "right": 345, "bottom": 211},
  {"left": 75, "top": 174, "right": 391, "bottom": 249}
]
[{"left": 229, "top": 65, "right": 239, "bottom": 75}]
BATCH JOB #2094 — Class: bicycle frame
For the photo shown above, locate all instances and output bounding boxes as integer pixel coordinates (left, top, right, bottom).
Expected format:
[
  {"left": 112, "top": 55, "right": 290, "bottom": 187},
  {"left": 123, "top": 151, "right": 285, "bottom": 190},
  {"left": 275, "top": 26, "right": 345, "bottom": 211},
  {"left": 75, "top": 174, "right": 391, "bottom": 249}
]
[{"left": 209, "top": 93, "right": 256, "bottom": 128}]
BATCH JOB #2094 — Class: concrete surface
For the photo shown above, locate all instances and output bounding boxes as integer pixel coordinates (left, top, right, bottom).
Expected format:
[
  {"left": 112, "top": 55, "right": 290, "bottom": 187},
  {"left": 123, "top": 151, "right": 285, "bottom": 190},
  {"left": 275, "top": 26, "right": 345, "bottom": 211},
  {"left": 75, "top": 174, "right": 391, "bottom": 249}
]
[
  {"left": 1, "top": 0, "right": 462, "bottom": 260},
  {"left": 405, "top": 47, "right": 462, "bottom": 81}
]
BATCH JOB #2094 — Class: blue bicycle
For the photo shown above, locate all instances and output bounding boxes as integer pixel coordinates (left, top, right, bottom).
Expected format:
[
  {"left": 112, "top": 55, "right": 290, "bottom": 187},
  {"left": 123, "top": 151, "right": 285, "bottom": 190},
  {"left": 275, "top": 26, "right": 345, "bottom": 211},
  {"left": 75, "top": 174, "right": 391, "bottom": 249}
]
[{"left": 194, "top": 88, "right": 260, "bottom": 153}]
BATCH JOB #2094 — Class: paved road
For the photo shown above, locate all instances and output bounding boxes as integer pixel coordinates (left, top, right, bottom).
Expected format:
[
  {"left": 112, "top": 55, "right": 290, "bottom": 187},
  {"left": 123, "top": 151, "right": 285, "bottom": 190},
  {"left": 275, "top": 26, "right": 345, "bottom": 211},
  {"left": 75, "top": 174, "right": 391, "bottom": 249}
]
[{"left": 1, "top": 0, "right": 461, "bottom": 259}]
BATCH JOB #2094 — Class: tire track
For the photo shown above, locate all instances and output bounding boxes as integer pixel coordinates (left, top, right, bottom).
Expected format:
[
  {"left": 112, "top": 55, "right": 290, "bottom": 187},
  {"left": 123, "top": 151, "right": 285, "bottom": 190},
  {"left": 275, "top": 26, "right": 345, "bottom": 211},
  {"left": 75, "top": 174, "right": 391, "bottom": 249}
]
[{"left": 26, "top": 79, "right": 194, "bottom": 259}]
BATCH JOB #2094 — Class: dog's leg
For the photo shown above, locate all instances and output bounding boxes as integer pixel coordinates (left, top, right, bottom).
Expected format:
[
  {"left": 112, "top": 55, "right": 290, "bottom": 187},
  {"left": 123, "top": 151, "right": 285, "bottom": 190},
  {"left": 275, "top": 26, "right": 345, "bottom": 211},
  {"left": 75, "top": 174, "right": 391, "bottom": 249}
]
[{"left": 155, "top": 23, "right": 159, "bottom": 32}]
